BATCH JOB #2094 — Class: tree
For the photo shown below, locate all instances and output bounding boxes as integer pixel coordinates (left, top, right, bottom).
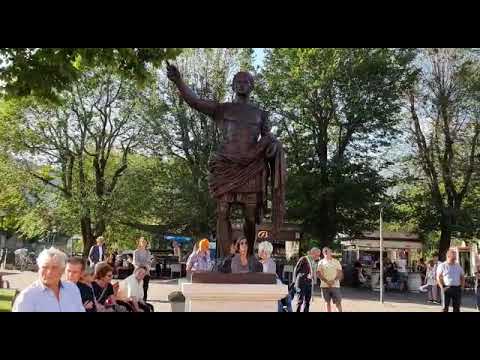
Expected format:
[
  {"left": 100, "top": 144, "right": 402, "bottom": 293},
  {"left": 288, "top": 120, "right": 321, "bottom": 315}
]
[
  {"left": 257, "top": 48, "right": 416, "bottom": 246},
  {"left": 0, "top": 66, "right": 154, "bottom": 255},
  {"left": 0, "top": 48, "right": 181, "bottom": 102},
  {"left": 407, "top": 48, "right": 480, "bottom": 259},
  {"left": 0, "top": 152, "right": 63, "bottom": 241}
]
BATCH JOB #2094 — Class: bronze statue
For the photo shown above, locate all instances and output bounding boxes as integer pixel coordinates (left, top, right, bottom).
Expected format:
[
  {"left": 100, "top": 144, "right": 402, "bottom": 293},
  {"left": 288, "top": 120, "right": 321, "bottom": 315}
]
[{"left": 167, "top": 63, "right": 285, "bottom": 260}]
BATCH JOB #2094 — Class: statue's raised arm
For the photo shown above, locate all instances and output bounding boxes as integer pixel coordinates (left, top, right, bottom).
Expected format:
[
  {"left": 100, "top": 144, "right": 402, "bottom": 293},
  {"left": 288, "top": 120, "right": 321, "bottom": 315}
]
[{"left": 166, "top": 63, "right": 218, "bottom": 117}]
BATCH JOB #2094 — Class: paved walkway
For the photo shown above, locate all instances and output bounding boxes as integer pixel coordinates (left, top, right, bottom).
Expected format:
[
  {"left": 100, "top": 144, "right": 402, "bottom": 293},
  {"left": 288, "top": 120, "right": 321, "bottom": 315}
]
[{"left": 3, "top": 270, "right": 478, "bottom": 312}]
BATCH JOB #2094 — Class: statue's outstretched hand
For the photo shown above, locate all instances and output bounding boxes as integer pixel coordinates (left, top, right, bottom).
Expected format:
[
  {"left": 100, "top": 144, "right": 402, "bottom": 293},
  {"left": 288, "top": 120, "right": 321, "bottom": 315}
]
[{"left": 166, "top": 63, "right": 181, "bottom": 83}]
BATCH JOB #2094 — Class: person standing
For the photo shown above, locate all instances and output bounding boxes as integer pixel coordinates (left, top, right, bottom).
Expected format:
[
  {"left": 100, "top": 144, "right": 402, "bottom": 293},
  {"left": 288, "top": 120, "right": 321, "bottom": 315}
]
[
  {"left": 172, "top": 240, "right": 182, "bottom": 262},
  {"left": 437, "top": 249, "right": 465, "bottom": 312},
  {"left": 293, "top": 248, "right": 321, "bottom": 312},
  {"left": 421, "top": 260, "right": 438, "bottom": 304},
  {"left": 133, "top": 237, "right": 152, "bottom": 302},
  {"left": 475, "top": 256, "right": 480, "bottom": 311},
  {"left": 88, "top": 236, "right": 106, "bottom": 267},
  {"left": 317, "top": 247, "right": 343, "bottom": 312},
  {"left": 429, "top": 253, "right": 440, "bottom": 303},
  {"left": 13, "top": 248, "right": 85, "bottom": 312},
  {"left": 417, "top": 258, "right": 427, "bottom": 284}
]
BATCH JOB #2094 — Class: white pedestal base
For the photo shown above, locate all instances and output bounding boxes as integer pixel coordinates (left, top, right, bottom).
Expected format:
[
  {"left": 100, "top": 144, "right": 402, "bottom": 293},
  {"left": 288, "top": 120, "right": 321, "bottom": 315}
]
[{"left": 181, "top": 282, "right": 288, "bottom": 312}]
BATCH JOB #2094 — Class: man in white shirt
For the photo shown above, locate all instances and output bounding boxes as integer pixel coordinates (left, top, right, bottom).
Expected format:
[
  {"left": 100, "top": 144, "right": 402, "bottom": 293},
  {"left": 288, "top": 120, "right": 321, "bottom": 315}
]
[
  {"left": 13, "top": 247, "right": 85, "bottom": 312},
  {"left": 118, "top": 265, "right": 154, "bottom": 312},
  {"left": 317, "top": 247, "right": 343, "bottom": 312},
  {"left": 437, "top": 249, "right": 465, "bottom": 312}
]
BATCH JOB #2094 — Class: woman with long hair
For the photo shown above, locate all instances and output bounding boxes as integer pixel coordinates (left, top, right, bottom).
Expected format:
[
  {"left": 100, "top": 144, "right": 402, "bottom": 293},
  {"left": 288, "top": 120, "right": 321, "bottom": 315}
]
[
  {"left": 231, "top": 237, "right": 262, "bottom": 273},
  {"left": 133, "top": 237, "right": 152, "bottom": 302}
]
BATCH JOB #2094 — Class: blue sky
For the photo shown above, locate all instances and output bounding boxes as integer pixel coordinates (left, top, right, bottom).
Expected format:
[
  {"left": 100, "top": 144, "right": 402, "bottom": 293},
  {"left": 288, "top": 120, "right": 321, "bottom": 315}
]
[{"left": 253, "top": 48, "right": 265, "bottom": 69}]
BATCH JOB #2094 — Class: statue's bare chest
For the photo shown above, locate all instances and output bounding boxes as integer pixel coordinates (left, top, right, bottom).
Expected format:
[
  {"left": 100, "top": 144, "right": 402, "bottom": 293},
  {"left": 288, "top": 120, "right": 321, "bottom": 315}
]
[{"left": 219, "top": 103, "right": 263, "bottom": 139}]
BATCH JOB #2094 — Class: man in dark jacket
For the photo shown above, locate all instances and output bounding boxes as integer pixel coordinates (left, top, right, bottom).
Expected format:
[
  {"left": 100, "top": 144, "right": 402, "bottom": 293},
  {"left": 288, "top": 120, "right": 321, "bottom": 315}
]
[
  {"left": 88, "top": 236, "right": 106, "bottom": 267},
  {"left": 293, "top": 248, "right": 321, "bottom": 312}
]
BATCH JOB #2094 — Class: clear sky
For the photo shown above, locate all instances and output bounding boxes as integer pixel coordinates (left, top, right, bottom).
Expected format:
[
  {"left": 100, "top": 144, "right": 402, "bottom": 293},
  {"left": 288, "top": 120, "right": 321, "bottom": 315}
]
[{"left": 253, "top": 48, "right": 265, "bottom": 69}]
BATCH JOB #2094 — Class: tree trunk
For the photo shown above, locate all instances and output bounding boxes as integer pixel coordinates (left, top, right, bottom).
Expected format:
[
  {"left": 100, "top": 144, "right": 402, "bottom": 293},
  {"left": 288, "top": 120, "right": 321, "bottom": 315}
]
[
  {"left": 438, "top": 226, "right": 451, "bottom": 262},
  {"left": 81, "top": 216, "right": 95, "bottom": 258},
  {"left": 94, "top": 217, "right": 106, "bottom": 240},
  {"left": 438, "top": 210, "right": 454, "bottom": 261},
  {"left": 316, "top": 193, "right": 337, "bottom": 248}
]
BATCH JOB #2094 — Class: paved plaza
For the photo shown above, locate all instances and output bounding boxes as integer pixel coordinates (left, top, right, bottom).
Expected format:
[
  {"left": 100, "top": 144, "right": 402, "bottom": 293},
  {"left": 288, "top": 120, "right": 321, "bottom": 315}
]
[{"left": 3, "top": 270, "right": 478, "bottom": 312}]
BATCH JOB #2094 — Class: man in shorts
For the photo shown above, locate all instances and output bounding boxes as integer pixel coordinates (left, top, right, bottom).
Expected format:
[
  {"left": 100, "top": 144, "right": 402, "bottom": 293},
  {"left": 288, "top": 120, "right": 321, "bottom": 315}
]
[{"left": 317, "top": 247, "right": 343, "bottom": 312}]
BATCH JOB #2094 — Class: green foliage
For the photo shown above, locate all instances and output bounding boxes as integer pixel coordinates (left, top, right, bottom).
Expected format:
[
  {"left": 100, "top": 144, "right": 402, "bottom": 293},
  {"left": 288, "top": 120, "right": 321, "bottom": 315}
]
[
  {"left": 141, "top": 48, "right": 250, "bottom": 238},
  {"left": 403, "top": 49, "right": 480, "bottom": 256},
  {"left": 257, "top": 48, "right": 417, "bottom": 244},
  {"left": 0, "top": 48, "right": 181, "bottom": 102}
]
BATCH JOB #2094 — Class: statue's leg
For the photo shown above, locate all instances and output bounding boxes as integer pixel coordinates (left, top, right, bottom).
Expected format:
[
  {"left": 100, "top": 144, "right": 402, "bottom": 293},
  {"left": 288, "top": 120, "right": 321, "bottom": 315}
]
[
  {"left": 242, "top": 200, "right": 258, "bottom": 257},
  {"left": 216, "top": 200, "right": 232, "bottom": 259}
]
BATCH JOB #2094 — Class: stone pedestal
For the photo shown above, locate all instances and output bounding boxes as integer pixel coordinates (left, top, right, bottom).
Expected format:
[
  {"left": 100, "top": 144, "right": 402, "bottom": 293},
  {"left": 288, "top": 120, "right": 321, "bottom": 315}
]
[{"left": 181, "top": 282, "right": 288, "bottom": 312}]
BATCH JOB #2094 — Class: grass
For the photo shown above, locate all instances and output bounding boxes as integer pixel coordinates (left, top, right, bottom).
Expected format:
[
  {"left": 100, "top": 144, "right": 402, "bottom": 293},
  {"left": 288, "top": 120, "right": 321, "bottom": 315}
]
[{"left": 0, "top": 289, "right": 17, "bottom": 312}]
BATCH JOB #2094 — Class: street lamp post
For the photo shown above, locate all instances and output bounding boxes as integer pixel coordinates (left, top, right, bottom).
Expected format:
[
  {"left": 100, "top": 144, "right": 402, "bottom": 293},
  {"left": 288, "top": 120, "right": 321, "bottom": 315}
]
[
  {"left": 379, "top": 206, "right": 384, "bottom": 304},
  {"left": 374, "top": 202, "right": 384, "bottom": 304}
]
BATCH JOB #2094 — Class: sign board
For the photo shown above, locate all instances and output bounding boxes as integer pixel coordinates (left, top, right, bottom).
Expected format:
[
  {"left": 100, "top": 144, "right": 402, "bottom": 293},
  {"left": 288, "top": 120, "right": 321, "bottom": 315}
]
[{"left": 258, "top": 230, "right": 269, "bottom": 239}]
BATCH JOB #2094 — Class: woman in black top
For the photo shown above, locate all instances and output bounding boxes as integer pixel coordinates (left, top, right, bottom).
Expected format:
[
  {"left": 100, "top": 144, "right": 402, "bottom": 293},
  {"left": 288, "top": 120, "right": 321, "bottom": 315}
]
[
  {"left": 77, "top": 267, "right": 97, "bottom": 312},
  {"left": 92, "top": 263, "right": 116, "bottom": 308},
  {"left": 92, "top": 262, "right": 136, "bottom": 312}
]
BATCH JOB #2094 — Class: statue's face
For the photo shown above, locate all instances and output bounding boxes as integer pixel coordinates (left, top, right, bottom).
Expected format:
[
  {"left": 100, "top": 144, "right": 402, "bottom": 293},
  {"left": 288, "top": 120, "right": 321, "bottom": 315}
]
[{"left": 233, "top": 74, "right": 253, "bottom": 96}]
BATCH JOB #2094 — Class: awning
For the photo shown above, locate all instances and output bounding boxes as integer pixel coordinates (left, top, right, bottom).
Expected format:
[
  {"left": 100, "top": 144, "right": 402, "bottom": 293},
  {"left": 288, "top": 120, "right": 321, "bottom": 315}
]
[
  {"left": 164, "top": 235, "right": 193, "bottom": 244},
  {"left": 342, "top": 239, "right": 423, "bottom": 250}
]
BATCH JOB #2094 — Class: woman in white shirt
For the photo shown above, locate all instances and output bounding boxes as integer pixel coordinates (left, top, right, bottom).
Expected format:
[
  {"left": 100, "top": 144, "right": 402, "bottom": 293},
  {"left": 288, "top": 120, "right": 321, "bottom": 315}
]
[{"left": 421, "top": 260, "right": 439, "bottom": 303}]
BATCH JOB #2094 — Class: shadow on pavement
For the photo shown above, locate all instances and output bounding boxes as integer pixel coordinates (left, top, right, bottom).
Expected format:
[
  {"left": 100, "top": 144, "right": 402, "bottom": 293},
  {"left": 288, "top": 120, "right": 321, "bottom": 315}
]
[{"left": 337, "top": 286, "right": 477, "bottom": 310}]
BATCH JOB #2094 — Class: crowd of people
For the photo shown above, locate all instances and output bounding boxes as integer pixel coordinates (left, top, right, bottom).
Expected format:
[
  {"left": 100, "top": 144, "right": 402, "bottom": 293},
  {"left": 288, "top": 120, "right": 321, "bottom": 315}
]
[
  {"left": 351, "top": 249, "right": 476, "bottom": 312},
  {"left": 10, "top": 233, "right": 480, "bottom": 312},
  {"left": 13, "top": 235, "right": 155, "bottom": 312}
]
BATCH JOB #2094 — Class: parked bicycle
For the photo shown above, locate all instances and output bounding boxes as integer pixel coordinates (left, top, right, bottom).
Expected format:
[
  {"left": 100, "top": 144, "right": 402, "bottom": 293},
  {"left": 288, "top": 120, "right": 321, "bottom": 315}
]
[{"left": 14, "top": 249, "right": 36, "bottom": 271}]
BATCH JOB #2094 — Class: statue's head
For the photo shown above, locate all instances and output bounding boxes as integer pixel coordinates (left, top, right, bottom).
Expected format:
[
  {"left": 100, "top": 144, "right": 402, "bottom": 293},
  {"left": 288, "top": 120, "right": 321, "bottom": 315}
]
[{"left": 232, "top": 71, "right": 254, "bottom": 96}]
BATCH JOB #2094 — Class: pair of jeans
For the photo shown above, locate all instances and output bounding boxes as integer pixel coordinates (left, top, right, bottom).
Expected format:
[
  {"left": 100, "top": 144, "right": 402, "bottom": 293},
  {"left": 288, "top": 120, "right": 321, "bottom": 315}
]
[
  {"left": 278, "top": 294, "right": 293, "bottom": 312},
  {"left": 296, "top": 282, "right": 312, "bottom": 312},
  {"left": 443, "top": 286, "right": 462, "bottom": 312},
  {"left": 143, "top": 274, "right": 150, "bottom": 302}
]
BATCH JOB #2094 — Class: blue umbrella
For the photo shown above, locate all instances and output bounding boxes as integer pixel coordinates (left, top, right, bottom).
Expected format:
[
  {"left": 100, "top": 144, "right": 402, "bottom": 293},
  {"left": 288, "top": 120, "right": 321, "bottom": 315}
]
[{"left": 164, "top": 235, "right": 192, "bottom": 244}]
